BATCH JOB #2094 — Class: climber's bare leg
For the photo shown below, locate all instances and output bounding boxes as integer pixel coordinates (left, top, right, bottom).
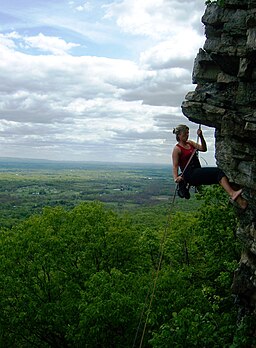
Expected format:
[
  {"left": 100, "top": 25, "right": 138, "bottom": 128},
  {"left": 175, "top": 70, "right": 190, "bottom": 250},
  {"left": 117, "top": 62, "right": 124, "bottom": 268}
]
[{"left": 219, "top": 176, "right": 248, "bottom": 209}]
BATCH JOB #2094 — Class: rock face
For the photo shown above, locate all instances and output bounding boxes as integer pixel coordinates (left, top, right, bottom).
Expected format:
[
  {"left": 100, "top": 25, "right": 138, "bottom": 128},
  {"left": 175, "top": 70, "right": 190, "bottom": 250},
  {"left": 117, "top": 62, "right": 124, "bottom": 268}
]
[{"left": 182, "top": 0, "right": 256, "bottom": 333}]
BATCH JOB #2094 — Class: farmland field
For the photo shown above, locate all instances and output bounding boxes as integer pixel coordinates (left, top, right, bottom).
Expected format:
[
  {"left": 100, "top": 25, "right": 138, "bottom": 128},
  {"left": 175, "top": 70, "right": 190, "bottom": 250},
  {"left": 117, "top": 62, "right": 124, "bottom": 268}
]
[
  {"left": 0, "top": 158, "right": 181, "bottom": 226},
  {"left": 0, "top": 157, "right": 203, "bottom": 228}
]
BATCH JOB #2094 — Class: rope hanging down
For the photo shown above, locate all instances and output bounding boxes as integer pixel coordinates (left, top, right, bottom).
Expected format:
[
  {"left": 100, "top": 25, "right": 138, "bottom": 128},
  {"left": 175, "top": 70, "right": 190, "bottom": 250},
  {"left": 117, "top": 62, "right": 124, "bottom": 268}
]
[
  {"left": 132, "top": 189, "right": 178, "bottom": 348},
  {"left": 133, "top": 124, "right": 202, "bottom": 348}
]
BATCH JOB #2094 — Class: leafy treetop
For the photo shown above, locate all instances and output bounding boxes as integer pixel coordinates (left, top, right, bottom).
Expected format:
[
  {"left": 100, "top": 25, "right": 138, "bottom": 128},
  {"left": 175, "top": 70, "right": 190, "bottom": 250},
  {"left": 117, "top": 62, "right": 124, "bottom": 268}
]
[{"left": 205, "top": 0, "right": 225, "bottom": 6}]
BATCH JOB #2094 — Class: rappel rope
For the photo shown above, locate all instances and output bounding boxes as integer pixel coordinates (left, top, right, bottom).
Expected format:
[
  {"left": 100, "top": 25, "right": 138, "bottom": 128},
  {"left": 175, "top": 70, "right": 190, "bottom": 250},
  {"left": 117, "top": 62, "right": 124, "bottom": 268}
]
[
  {"left": 132, "top": 189, "right": 178, "bottom": 348},
  {"left": 133, "top": 124, "right": 202, "bottom": 348}
]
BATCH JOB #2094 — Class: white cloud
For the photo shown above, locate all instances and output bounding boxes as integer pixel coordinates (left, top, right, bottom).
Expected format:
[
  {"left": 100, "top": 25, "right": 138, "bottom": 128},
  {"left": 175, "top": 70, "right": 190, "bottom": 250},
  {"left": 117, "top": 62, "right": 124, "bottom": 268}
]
[
  {"left": 140, "top": 30, "right": 205, "bottom": 70},
  {"left": 0, "top": 0, "right": 216, "bottom": 165},
  {"left": 103, "top": 0, "right": 205, "bottom": 39},
  {"left": 22, "top": 33, "right": 80, "bottom": 55},
  {"left": 104, "top": 0, "right": 170, "bottom": 39},
  {"left": 75, "top": 2, "right": 92, "bottom": 12},
  {"left": 0, "top": 32, "right": 21, "bottom": 49}
]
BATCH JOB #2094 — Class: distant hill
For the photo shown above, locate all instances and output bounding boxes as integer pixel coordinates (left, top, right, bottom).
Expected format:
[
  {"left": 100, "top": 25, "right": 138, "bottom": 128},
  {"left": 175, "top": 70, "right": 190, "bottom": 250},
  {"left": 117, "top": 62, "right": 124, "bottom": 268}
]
[{"left": 0, "top": 157, "right": 171, "bottom": 171}]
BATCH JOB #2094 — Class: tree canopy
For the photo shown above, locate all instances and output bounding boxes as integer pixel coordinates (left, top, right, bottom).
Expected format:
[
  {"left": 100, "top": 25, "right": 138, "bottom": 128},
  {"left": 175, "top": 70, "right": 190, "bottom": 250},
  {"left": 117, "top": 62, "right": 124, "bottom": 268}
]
[{"left": 0, "top": 187, "right": 255, "bottom": 347}]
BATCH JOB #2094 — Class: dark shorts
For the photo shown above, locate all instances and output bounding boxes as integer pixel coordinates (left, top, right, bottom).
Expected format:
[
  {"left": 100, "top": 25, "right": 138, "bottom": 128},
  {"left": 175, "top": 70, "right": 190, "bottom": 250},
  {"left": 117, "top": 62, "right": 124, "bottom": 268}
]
[{"left": 184, "top": 167, "right": 226, "bottom": 186}]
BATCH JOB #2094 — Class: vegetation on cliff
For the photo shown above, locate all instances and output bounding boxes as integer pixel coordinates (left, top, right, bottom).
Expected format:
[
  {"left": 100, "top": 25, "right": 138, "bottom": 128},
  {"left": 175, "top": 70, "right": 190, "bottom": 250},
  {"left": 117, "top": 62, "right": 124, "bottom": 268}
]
[{"left": 205, "top": 0, "right": 225, "bottom": 6}]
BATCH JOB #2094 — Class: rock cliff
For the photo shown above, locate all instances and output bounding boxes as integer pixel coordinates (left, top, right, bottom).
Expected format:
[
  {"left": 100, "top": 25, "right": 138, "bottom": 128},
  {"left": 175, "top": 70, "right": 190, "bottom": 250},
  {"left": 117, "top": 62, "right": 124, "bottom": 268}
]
[{"left": 181, "top": 0, "right": 256, "bottom": 337}]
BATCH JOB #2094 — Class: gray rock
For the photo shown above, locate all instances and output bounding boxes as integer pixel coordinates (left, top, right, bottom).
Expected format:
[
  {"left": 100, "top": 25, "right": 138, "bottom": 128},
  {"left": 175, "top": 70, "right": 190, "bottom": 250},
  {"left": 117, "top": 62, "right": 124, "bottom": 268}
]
[{"left": 182, "top": 0, "right": 256, "bottom": 329}]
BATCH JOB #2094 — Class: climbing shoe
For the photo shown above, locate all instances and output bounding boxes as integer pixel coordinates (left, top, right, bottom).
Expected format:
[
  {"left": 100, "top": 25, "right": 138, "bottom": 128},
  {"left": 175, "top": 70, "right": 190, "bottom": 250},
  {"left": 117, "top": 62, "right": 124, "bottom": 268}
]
[{"left": 177, "top": 181, "right": 190, "bottom": 199}]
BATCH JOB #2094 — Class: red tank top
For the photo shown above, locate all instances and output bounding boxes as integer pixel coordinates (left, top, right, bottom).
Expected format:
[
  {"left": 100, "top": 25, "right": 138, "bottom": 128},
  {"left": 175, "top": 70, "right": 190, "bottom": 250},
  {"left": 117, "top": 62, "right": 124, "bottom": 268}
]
[{"left": 176, "top": 143, "right": 195, "bottom": 171}]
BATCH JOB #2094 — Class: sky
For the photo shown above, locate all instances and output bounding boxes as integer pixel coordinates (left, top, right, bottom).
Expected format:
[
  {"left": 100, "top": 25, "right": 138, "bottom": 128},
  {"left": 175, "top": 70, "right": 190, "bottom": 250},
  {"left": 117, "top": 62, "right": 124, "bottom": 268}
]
[{"left": 0, "top": 0, "right": 216, "bottom": 165}]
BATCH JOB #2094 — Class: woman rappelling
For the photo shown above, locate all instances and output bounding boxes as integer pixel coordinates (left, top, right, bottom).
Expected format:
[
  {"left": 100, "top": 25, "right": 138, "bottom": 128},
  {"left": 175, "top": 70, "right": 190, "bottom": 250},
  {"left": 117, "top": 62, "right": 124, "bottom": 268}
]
[{"left": 172, "top": 124, "right": 248, "bottom": 210}]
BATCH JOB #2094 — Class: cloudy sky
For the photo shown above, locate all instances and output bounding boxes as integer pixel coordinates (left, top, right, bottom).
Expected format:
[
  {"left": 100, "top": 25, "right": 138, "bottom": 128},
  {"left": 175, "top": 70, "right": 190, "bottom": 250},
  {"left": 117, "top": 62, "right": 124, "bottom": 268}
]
[{"left": 0, "top": 0, "right": 216, "bottom": 165}]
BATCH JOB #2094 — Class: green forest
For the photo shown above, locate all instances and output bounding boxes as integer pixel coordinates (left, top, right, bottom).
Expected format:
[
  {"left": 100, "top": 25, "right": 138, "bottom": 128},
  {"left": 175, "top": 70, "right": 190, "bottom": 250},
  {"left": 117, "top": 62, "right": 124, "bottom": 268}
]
[{"left": 0, "top": 159, "right": 255, "bottom": 347}]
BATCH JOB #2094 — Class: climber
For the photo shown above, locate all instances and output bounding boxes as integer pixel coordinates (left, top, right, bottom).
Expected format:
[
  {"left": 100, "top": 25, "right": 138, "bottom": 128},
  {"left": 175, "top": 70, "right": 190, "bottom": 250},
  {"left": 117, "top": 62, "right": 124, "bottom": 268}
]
[{"left": 172, "top": 124, "right": 248, "bottom": 209}]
